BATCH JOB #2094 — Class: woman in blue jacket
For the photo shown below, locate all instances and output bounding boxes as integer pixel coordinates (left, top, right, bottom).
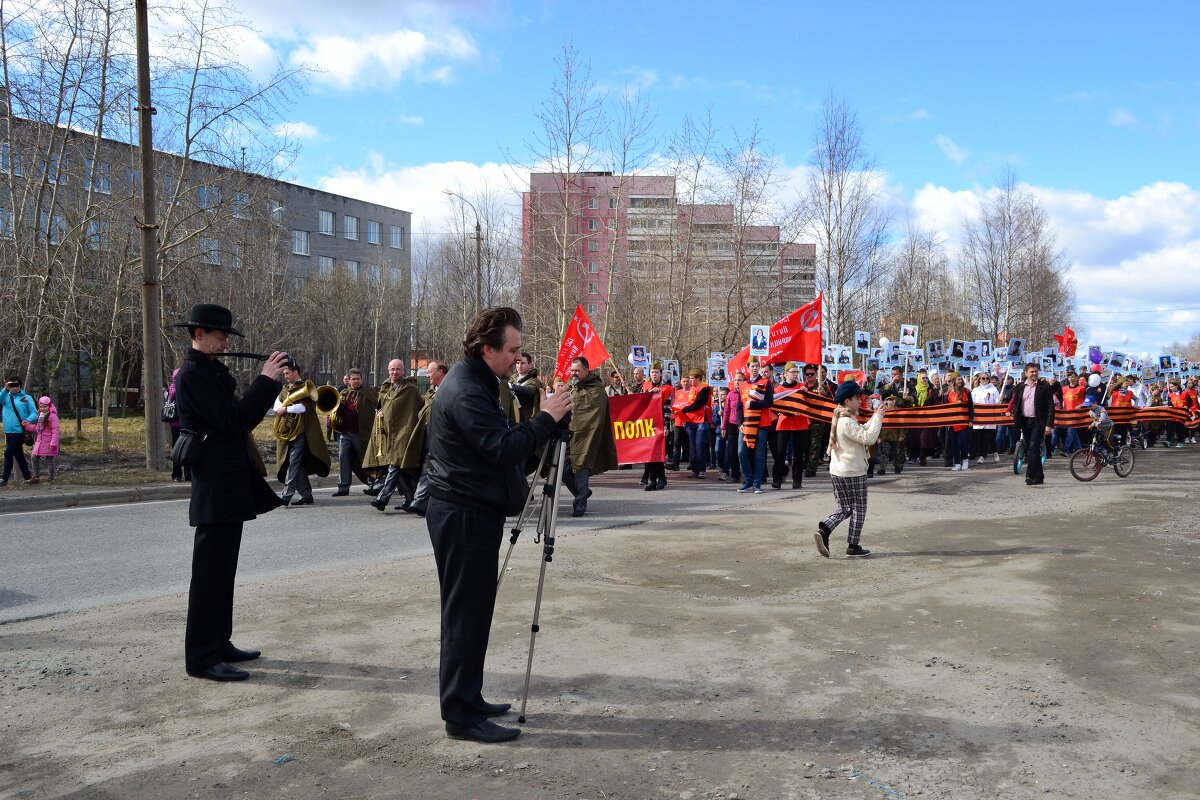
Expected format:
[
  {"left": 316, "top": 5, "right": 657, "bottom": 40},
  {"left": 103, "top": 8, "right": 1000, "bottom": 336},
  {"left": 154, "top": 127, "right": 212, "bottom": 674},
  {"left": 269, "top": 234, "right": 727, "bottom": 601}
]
[{"left": 2, "top": 375, "right": 39, "bottom": 486}]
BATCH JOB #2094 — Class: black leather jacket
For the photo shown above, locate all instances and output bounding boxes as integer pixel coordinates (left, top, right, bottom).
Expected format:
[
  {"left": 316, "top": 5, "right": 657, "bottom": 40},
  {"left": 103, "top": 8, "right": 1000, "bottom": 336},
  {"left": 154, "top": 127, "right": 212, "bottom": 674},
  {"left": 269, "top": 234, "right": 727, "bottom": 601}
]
[{"left": 426, "top": 356, "right": 558, "bottom": 516}]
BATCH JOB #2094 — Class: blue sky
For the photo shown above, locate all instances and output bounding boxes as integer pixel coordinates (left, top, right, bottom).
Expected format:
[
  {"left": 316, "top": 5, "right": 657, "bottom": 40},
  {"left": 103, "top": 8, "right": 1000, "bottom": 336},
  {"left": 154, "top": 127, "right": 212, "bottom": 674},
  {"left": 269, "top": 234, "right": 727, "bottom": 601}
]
[{"left": 233, "top": 0, "right": 1200, "bottom": 355}]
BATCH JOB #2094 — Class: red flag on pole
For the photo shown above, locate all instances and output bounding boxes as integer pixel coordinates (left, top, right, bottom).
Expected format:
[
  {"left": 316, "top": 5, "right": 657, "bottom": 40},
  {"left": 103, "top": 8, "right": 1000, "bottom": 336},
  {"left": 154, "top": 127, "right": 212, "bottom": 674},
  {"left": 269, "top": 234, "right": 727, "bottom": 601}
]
[
  {"left": 768, "top": 293, "right": 823, "bottom": 365},
  {"left": 1054, "top": 325, "right": 1078, "bottom": 357},
  {"left": 553, "top": 304, "right": 611, "bottom": 381}
]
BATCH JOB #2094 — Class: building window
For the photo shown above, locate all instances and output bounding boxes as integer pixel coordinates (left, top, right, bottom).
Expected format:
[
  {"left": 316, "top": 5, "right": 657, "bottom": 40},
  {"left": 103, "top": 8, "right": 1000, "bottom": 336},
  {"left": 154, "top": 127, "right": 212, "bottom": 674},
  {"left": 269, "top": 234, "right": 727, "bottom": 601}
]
[
  {"left": 367, "top": 220, "right": 381, "bottom": 245},
  {"left": 231, "top": 243, "right": 244, "bottom": 268},
  {"left": 199, "top": 237, "right": 220, "bottom": 265},
  {"left": 291, "top": 229, "right": 309, "bottom": 255},
  {"left": 85, "top": 219, "right": 109, "bottom": 251},
  {"left": 233, "top": 192, "right": 250, "bottom": 219},
  {"left": 365, "top": 263, "right": 380, "bottom": 283},
  {"left": 41, "top": 155, "right": 67, "bottom": 185},
  {"left": 198, "top": 185, "right": 220, "bottom": 210},
  {"left": 585, "top": 303, "right": 599, "bottom": 315},
  {"left": 588, "top": 261, "right": 599, "bottom": 274},
  {"left": 270, "top": 203, "right": 284, "bottom": 224},
  {"left": 1, "top": 144, "right": 22, "bottom": 177},
  {"left": 609, "top": 197, "right": 618, "bottom": 209},
  {"left": 345, "top": 259, "right": 359, "bottom": 279},
  {"left": 588, "top": 197, "right": 599, "bottom": 210},
  {"left": 588, "top": 219, "right": 599, "bottom": 231},
  {"left": 587, "top": 239, "right": 600, "bottom": 252},
  {"left": 389, "top": 225, "right": 405, "bottom": 249},
  {"left": 0, "top": 208, "right": 12, "bottom": 239},
  {"left": 319, "top": 209, "right": 334, "bottom": 235},
  {"left": 38, "top": 212, "right": 66, "bottom": 245},
  {"left": 127, "top": 168, "right": 140, "bottom": 192},
  {"left": 317, "top": 255, "right": 334, "bottom": 279},
  {"left": 84, "top": 160, "right": 111, "bottom": 194},
  {"left": 344, "top": 215, "right": 359, "bottom": 240},
  {"left": 588, "top": 282, "right": 599, "bottom": 295},
  {"left": 389, "top": 266, "right": 401, "bottom": 285}
]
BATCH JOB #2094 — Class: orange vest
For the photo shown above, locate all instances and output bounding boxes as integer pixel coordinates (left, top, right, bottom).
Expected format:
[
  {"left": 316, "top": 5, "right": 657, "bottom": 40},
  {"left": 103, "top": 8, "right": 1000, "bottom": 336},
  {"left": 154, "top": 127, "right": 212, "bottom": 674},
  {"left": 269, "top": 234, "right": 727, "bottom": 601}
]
[
  {"left": 774, "top": 383, "right": 809, "bottom": 431},
  {"left": 741, "top": 378, "right": 774, "bottom": 429},
  {"left": 680, "top": 383, "right": 710, "bottom": 424},
  {"left": 946, "top": 389, "right": 970, "bottom": 432},
  {"left": 1109, "top": 390, "right": 1133, "bottom": 408},
  {"left": 1168, "top": 391, "right": 1188, "bottom": 409},
  {"left": 1061, "top": 384, "right": 1086, "bottom": 410}
]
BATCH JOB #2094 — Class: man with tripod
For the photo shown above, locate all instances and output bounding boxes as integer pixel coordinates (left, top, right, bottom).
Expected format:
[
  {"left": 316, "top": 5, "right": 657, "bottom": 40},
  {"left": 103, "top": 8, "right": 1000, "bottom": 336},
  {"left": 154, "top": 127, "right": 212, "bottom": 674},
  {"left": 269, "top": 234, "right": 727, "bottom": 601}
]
[{"left": 426, "top": 307, "right": 572, "bottom": 743}]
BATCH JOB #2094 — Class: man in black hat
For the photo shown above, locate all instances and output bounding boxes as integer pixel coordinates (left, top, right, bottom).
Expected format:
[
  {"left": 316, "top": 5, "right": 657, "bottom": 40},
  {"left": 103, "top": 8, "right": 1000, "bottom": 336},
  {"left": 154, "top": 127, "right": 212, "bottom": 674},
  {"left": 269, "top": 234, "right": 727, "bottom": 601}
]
[{"left": 173, "top": 304, "right": 289, "bottom": 681}]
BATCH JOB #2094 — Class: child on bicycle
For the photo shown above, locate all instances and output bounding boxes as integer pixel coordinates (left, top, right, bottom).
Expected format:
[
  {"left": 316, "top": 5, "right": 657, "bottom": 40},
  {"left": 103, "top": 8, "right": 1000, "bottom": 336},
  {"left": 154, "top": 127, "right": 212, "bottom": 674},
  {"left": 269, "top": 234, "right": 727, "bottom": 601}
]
[{"left": 1082, "top": 397, "right": 1115, "bottom": 458}]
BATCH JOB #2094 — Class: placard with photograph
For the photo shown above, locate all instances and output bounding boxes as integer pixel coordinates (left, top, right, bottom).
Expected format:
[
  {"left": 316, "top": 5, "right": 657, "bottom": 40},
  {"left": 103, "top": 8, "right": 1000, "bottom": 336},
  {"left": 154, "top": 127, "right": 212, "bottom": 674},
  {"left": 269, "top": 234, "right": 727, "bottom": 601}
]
[
  {"left": 837, "top": 345, "right": 853, "bottom": 366},
  {"left": 949, "top": 339, "right": 966, "bottom": 360},
  {"left": 1006, "top": 338, "right": 1025, "bottom": 360},
  {"left": 887, "top": 342, "right": 904, "bottom": 365},
  {"left": 707, "top": 357, "right": 727, "bottom": 383},
  {"left": 1040, "top": 356, "right": 1055, "bottom": 374},
  {"left": 629, "top": 345, "right": 650, "bottom": 370},
  {"left": 854, "top": 331, "right": 872, "bottom": 355},
  {"left": 662, "top": 359, "right": 680, "bottom": 385},
  {"left": 822, "top": 346, "right": 837, "bottom": 366},
  {"left": 900, "top": 323, "right": 919, "bottom": 347},
  {"left": 926, "top": 339, "right": 945, "bottom": 360},
  {"left": 963, "top": 341, "right": 982, "bottom": 366},
  {"left": 977, "top": 340, "right": 992, "bottom": 360},
  {"left": 749, "top": 325, "right": 769, "bottom": 357}
]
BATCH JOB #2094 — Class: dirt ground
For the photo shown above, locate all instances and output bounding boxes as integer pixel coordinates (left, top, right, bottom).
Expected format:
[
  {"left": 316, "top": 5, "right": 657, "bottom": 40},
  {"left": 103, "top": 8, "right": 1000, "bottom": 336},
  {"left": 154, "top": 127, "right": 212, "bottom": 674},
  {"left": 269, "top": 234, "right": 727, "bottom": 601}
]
[{"left": 2, "top": 448, "right": 1199, "bottom": 800}]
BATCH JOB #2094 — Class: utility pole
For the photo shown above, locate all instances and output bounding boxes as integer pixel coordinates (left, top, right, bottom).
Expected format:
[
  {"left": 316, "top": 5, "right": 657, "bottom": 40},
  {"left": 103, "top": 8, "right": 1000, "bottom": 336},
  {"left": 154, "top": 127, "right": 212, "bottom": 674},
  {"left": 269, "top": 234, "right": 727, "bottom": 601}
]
[
  {"left": 135, "top": 0, "right": 165, "bottom": 470},
  {"left": 444, "top": 190, "right": 483, "bottom": 313}
]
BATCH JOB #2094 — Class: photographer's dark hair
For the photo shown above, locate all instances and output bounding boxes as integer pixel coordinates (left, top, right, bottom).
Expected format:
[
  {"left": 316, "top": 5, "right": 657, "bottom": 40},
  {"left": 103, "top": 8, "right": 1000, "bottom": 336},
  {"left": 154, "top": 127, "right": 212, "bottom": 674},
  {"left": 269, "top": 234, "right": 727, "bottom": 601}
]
[
  {"left": 463, "top": 307, "right": 523, "bottom": 359},
  {"left": 4, "top": 375, "right": 20, "bottom": 387}
]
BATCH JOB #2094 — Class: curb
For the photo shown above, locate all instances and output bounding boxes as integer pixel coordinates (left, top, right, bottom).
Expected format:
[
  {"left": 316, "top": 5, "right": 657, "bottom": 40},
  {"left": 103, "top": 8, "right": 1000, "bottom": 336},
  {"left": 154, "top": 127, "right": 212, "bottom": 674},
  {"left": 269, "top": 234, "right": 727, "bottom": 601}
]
[{"left": 0, "top": 477, "right": 337, "bottom": 515}]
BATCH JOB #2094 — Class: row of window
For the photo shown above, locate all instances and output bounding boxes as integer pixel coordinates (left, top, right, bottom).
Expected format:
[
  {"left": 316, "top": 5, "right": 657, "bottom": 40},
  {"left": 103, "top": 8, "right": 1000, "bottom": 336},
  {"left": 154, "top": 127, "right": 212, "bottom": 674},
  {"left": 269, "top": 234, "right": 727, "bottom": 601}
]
[
  {"left": 317, "top": 209, "right": 403, "bottom": 248},
  {"left": 586, "top": 197, "right": 620, "bottom": 210},
  {"left": 292, "top": 225, "right": 405, "bottom": 256}
]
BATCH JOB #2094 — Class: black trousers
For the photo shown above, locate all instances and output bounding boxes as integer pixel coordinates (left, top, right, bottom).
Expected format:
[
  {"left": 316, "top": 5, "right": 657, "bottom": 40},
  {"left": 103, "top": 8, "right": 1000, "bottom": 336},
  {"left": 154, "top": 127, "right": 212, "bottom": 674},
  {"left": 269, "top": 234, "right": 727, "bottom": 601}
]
[
  {"left": 3, "top": 432, "right": 31, "bottom": 481},
  {"left": 185, "top": 522, "right": 243, "bottom": 671},
  {"left": 772, "top": 428, "right": 809, "bottom": 486},
  {"left": 1020, "top": 421, "right": 1046, "bottom": 483},
  {"left": 427, "top": 497, "right": 506, "bottom": 727}
]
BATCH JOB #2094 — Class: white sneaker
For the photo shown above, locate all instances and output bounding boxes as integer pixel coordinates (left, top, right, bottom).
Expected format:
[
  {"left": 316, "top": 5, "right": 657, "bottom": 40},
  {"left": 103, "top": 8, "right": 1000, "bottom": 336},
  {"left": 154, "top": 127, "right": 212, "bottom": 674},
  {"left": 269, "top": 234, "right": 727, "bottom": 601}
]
[
  {"left": 976, "top": 456, "right": 984, "bottom": 464},
  {"left": 994, "top": 453, "right": 1000, "bottom": 463},
  {"left": 951, "top": 464, "right": 962, "bottom": 471},
  {"left": 962, "top": 460, "right": 970, "bottom": 471}
]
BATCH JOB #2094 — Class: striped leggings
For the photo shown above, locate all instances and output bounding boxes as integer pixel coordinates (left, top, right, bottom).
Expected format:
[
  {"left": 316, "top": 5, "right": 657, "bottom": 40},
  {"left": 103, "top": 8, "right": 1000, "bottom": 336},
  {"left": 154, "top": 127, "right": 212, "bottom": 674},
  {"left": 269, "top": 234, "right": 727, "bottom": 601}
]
[{"left": 822, "top": 475, "right": 868, "bottom": 546}]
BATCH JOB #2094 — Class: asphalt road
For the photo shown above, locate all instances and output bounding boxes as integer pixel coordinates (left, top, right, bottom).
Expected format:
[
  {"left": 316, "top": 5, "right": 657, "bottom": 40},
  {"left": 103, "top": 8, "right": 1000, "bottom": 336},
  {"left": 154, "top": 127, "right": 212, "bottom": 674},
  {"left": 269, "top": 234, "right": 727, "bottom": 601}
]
[{"left": 0, "top": 469, "right": 763, "bottom": 624}]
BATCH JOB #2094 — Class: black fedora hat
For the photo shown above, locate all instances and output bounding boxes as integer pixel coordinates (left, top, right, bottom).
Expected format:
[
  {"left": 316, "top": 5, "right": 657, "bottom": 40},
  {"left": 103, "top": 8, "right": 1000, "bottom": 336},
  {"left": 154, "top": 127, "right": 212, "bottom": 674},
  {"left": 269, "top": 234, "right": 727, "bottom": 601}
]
[{"left": 174, "top": 303, "right": 245, "bottom": 337}]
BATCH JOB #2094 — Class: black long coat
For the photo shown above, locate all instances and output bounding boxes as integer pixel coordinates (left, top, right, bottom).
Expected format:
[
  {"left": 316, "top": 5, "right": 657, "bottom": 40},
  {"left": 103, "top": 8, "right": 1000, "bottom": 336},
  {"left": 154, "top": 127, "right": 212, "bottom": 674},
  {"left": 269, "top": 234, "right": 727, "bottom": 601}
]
[{"left": 175, "top": 347, "right": 284, "bottom": 526}]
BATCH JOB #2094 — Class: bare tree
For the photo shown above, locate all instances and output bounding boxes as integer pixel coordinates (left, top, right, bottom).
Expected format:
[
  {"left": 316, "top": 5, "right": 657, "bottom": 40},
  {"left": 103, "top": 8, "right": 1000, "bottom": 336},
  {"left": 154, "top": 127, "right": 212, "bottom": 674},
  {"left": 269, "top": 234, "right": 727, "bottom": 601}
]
[{"left": 799, "top": 94, "right": 891, "bottom": 343}]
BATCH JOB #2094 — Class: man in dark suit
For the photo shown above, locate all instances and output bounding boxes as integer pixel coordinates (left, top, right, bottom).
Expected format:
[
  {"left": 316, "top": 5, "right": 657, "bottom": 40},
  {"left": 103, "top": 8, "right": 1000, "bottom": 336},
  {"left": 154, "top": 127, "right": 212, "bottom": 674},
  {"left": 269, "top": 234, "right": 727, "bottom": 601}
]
[
  {"left": 426, "top": 307, "right": 573, "bottom": 743},
  {"left": 174, "top": 304, "right": 288, "bottom": 681},
  {"left": 1009, "top": 362, "right": 1055, "bottom": 486}
]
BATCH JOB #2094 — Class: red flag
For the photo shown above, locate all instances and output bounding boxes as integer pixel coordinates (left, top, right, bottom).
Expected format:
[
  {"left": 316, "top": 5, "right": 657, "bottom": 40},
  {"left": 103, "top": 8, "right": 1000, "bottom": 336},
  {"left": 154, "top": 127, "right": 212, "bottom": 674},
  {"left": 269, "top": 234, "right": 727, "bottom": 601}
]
[
  {"left": 609, "top": 393, "right": 666, "bottom": 464},
  {"left": 1054, "top": 325, "right": 1078, "bottom": 357},
  {"left": 553, "top": 305, "right": 611, "bottom": 381},
  {"left": 768, "top": 293, "right": 823, "bottom": 365}
]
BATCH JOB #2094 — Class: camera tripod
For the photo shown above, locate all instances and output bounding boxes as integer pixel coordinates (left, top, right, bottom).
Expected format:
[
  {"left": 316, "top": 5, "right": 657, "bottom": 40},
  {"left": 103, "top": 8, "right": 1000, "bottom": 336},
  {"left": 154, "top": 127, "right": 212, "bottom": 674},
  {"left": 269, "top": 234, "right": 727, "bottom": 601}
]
[{"left": 497, "top": 426, "right": 572, "bottom": 724}]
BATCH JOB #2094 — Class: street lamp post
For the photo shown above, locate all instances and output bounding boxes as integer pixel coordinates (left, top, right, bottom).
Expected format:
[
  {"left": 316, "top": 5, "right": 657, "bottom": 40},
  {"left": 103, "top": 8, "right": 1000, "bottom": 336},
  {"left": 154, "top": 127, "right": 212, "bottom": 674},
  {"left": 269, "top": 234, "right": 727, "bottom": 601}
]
[{"left": 444, "top": 190, "right": 483, "bottom": 314}]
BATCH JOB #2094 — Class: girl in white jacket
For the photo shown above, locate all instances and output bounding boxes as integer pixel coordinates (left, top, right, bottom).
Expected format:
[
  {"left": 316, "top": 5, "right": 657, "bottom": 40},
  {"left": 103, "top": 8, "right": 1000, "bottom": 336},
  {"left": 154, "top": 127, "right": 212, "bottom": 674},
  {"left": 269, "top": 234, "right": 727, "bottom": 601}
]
[{"left": 816, "top": 381, "right": 888, "bottom": 558}]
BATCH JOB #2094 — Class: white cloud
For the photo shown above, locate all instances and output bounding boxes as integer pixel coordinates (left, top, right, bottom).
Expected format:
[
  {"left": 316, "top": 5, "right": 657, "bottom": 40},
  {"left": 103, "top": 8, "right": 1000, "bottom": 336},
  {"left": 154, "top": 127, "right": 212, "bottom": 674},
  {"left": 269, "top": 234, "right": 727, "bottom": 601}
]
[
  {"left": 1109, "top": 108, "right": 1139, "bottom": 128},
  {"left": 290, "top": 28, "right": 476, "bottom": 89},
  {"left": 934, "top": 134, "right": 969, "bottom": 165},
  {"left": 398, "top": 114, "right": 425, "bottom": 126},
  {"left": 273, "top": 121, "right": 320, "bottom": 140},
  {"left": 883, "top": 108, "right": 931, "bottom": 124},
  {"left": 910, "top": 181, "right": 1200, "bottom": 354},
  {"left": 318, "top": 155, "right": 522, "bottom": 234}
]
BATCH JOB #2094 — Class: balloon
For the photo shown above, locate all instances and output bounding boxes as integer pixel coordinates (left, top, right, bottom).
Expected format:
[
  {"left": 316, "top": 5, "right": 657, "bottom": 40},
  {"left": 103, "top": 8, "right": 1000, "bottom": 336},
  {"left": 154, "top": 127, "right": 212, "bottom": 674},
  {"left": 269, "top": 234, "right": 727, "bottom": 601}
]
[
  {"left": 1088, "top": 374, "right": 1101, "bottom": 388},
  {"left": 879, "top": 336, "right": 890, "bottom": 348},
  {"left": 1089, "top": 348, "right": 1103, "bottom": 364},
  {"left": 627, "top": 353, "right": 635, "bottom": 365},
  {"left": 1121, "top": 335, "right": 1129, "bottom": 345}
]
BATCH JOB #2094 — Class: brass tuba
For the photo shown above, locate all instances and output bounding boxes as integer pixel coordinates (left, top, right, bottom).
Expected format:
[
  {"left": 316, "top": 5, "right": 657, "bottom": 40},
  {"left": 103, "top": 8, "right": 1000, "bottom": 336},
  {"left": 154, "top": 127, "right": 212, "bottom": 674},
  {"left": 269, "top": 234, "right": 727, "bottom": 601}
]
[{"left": 274, "top": 380, "right": 341, "bottom": 442}]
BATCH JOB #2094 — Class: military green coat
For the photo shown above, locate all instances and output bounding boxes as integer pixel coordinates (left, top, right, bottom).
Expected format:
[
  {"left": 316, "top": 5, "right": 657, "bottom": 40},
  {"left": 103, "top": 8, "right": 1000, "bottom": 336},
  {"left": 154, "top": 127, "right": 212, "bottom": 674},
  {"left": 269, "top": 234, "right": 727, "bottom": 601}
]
[
  {"left": 363, "top": 378, "right": 424, "bottom": 471},
  {"left": 569, "top": 370, "right": 618, "bottom": 475}
]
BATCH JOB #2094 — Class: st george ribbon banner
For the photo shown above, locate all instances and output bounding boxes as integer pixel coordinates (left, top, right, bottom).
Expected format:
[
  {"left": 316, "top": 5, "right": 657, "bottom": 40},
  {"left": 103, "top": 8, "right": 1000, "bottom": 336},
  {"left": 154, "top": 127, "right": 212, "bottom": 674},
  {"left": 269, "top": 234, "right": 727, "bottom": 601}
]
[
  {"left": 608, "top": 392, "right": 666, "bottom": 465},
  {"left": 553, "top": 304, "right": 612, "bottom": 381}
]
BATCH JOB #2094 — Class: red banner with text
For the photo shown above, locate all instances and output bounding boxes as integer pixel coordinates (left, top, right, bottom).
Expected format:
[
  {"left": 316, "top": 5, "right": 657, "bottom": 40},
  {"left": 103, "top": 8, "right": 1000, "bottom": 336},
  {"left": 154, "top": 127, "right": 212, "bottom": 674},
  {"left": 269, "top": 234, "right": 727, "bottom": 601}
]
[{"left": 608, "top": 392, "right": 666, "bottom": 464}]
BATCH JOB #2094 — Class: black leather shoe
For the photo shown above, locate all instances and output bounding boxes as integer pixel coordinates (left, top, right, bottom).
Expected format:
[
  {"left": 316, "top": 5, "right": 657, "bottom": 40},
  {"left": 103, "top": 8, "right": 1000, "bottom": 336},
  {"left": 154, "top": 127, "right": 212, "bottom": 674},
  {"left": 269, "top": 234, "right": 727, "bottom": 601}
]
[
  {"left": 445, "top": 719, "right": 520, "bottom": 743},
  {"left": 371, "top": 499, "right": 387, "bottom": 511},
  {"left": 571, "top": 508, "right": 585, "bottom": 517},
  {"left": 222, "top": 645, "right": 261, "bottom": 662},
  {"left": 478, "top": 701, "right": 512, "bottom": 717},
  {"left": 292, "top": 497, "right": 314, "bottom": 506},
  {"left": 644, "top": 482, "right": 656, "bottom": 491},
  {"left": 331, "top": 489, "right": 350, "bottom": 497},
  {"left": 394, "top": 502, "right": 414, "bottom": 512},
  {"left": 187, "top": 662, "right": 249, "bottom": 681},
  {"left": 362, "top": 486, "right": 381, "bottom": 496}
]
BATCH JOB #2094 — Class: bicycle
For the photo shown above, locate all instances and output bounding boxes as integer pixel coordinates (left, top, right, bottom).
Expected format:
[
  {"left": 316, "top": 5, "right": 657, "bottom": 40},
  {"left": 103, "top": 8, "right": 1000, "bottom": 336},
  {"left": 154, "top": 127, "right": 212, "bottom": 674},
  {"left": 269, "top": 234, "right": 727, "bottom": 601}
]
[
  {"left": 1013, "top": 430, "right": 1046, "bottom": 476},
  {"left": 1069, "top": 435, "right": 1135, "bottom": 481}
]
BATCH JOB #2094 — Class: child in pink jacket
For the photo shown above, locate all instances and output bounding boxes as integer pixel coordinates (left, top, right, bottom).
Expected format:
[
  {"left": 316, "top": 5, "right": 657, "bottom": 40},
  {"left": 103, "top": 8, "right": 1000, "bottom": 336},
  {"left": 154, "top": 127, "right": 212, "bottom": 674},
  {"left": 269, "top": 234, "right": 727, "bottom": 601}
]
[{"left": 31, "top": 396, "right": 60, "bottom": 483}]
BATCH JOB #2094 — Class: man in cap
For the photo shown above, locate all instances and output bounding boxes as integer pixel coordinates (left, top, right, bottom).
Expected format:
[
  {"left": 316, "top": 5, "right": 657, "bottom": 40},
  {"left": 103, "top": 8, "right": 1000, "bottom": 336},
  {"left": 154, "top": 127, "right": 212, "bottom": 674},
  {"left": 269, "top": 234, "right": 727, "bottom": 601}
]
[
  {"left": 330, "top": 367, "right": 378, "bottom": 496},
  {"left": 174, "top": 304, "right": 289, "bottom": 681}
]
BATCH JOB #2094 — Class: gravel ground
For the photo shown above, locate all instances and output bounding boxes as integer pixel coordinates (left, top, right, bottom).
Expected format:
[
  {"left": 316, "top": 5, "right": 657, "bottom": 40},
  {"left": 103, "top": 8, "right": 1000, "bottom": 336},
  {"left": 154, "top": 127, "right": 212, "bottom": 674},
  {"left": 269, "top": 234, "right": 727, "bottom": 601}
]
[{"left": 1, "top": 447, "right": 1198, "bottom": 799}]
